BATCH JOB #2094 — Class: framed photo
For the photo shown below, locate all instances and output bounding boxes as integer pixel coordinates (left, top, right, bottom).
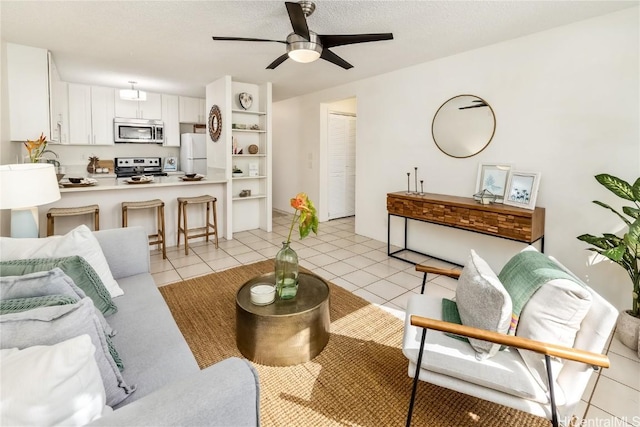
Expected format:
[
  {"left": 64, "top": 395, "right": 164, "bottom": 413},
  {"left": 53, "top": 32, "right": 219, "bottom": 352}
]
[
  {"left": 504, "top": 171, "right": 541, "bottom": 210},
  {"left": 476, "top": 163, "right": 511, "bottom": 202}
]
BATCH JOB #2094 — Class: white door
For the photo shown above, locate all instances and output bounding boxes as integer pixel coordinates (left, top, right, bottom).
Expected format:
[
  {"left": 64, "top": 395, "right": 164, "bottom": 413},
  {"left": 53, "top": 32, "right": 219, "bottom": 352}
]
[{"left": 328, "top": 113, "right": 356, "bottom": 220}]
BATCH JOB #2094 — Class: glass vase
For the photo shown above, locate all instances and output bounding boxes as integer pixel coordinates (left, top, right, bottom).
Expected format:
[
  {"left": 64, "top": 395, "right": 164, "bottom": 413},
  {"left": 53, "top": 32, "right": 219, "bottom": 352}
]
[{"left": 275, "top": 241, "right": 299, "bottom": 300}]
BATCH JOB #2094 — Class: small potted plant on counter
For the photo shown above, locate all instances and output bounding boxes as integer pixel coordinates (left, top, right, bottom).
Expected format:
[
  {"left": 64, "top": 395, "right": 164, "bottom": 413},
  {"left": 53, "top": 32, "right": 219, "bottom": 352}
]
[{"left": 578, "top": 173, "right": 640, "bottom": 352}]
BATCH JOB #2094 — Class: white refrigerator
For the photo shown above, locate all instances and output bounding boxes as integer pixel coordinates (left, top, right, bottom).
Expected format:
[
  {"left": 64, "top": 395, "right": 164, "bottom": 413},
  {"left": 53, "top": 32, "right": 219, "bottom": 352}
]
[{"left": 180, "top": 133, "right": 207, "bottom": 175}]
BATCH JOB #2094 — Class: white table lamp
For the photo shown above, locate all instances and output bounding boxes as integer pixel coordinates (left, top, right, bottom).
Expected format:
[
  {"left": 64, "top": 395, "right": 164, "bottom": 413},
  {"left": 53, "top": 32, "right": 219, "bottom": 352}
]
[{"left": 0, "top": 163, "right": 61, "bottom": 237}]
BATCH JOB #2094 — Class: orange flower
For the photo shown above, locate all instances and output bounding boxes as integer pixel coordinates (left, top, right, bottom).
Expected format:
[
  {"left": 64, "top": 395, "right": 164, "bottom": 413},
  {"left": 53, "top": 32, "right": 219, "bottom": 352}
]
[
  {"left": 290, "top": 193, "right": 311, "bottom": 212},
  {"left": 23, "top": 132, "right": 48, "bottom": 163},
  {"left": 286, "top": 192, "right": 318, "bottom": 243}
]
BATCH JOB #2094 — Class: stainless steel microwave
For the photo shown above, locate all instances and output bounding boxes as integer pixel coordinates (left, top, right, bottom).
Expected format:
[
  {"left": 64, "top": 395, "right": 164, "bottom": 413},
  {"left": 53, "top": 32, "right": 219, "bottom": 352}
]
[{"left": 114, "top": 118, "right": 164, "bottom": 144}]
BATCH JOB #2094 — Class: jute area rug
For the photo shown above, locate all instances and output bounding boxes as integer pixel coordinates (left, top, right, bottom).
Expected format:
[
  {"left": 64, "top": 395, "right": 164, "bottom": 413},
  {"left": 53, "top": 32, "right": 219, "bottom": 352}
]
[{"left": 159, "top": 260, "right": 548, "bottom": 427}]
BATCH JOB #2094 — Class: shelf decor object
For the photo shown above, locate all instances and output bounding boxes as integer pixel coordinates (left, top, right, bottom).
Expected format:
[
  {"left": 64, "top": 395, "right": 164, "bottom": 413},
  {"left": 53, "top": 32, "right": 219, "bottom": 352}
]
[
  {"left": 476, "top": 163, "right": 511, "bottom": 203},
  {"left": 239, "top": 92, "right": 253, "bottom": 110},
  {"left": 208, "top": 104, "right": 222, "bottom": 142},
  {"left": 473, "top": 189, "right": 497, "bottom": 205},
  {"left": 504, "top": 171, "right": 541, "bottom": 210}
]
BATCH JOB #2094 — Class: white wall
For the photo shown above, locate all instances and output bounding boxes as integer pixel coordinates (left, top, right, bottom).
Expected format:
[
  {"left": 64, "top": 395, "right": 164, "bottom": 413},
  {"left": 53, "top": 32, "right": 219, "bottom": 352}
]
[{"left": 272, "top": 8, "right": 639, "bottom": 311}]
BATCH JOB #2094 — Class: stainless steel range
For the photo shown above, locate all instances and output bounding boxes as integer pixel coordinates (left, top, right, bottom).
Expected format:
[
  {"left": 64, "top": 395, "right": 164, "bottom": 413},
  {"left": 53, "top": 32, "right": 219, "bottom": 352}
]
[{"left": 114, "top": 157, "right": 167, "bottom": 178}]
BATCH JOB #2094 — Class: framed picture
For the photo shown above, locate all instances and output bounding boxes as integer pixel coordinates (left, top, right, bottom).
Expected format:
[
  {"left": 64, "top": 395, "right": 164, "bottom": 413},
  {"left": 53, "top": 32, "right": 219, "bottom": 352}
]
[
  {"left": 476, "top": 163, "right": 511, "bottom": 202},
  {"left": 504, "top": 171, "right": 541, "bottom": 210}
]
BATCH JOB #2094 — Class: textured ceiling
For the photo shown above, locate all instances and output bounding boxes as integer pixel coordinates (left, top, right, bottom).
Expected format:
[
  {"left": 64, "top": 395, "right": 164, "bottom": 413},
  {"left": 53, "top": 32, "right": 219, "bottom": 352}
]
[{"left": 1, "top": 1, "right": 637, "bottom": 101}]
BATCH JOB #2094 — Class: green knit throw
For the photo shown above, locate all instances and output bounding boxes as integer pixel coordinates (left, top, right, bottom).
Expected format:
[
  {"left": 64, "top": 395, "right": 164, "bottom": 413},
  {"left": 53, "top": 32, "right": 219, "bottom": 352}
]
[{"left": 498, "top": 250, "right": 583, "bottom": 335}]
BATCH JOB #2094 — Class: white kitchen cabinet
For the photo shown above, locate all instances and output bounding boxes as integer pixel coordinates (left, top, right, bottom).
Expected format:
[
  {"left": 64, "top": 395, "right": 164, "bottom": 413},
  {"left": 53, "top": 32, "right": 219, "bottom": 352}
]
[
  {"left": 179, "top": 96, "right": 206, "bottom": 123},
  {"left": 68, "top": 84, "right": 92, "bottom": 144},
  {"left": 6, "top": 43, "right": 51, "bottom": 141},
  {"left": 90, "top": 86, "right": 115, "bottom": 145},
  {"left": 115, "top": 92, "right": 162, "bottom": 120},
  {"left": 161, "top": 94, "right": 180, "bottom": 147},
  {"left": 68, "top": 84, "right": 114, "bottom": 145}
]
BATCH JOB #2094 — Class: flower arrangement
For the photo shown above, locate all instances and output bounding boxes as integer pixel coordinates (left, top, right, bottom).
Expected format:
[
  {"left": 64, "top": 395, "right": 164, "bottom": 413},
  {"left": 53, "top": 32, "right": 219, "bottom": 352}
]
[
  {"left": 23, "top": 133, "right": 49, "bottom": 163},
  {"left": 286, "top": 193, "right": 319, "bottom": 243}
]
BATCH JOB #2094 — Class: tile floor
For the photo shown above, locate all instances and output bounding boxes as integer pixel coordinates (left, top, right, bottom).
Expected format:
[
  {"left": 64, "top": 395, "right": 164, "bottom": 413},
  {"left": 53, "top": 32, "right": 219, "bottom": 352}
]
[{"left": 151, "top": 212, "right": 640, "bottom": 426}]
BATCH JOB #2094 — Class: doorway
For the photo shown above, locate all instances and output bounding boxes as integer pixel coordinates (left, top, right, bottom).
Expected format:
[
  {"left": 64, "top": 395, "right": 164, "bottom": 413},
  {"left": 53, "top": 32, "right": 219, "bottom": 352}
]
[{"left": 327, "top": 111, "right": 356, "bottom": 220}]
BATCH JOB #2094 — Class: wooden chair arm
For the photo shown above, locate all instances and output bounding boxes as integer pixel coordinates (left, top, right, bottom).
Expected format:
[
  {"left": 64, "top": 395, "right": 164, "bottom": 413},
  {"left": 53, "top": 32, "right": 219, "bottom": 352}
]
[
  {"left": 410, "top": 315, "right": 610, "bottom": 368},
  {"left": 415, "top": 265, "right": 461, "bottom": 279}
]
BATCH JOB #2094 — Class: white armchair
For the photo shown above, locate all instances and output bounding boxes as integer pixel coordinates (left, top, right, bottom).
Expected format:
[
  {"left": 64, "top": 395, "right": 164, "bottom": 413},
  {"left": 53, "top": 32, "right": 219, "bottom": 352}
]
[{"left": 403, "top": 252, "right": 618, "bottom": 427}]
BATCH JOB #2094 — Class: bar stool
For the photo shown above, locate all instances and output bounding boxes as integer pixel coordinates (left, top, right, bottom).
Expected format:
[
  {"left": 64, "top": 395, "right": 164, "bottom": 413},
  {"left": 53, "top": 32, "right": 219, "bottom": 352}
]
[
  {"left": 177, "top": 195, "right": 218, "bottom": 255},
  {"left": 122, "top": 199, "right": 166, "bottom": 259},
  {"left": 47, "top": 205, "right": 99, "bottom": 237}
]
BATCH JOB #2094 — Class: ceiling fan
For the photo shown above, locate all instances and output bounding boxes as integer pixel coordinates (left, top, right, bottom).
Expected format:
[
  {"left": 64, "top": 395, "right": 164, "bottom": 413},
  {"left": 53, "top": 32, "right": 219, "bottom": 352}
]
[{"left": 212, "top": 1, "right": 393, "bottom": 70}]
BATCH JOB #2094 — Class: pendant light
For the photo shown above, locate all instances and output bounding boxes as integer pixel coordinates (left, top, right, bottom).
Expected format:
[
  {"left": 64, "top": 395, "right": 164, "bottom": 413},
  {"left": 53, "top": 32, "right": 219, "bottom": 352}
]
[{"left": 119, "top": 81, "right": 147, "bottom": 101}]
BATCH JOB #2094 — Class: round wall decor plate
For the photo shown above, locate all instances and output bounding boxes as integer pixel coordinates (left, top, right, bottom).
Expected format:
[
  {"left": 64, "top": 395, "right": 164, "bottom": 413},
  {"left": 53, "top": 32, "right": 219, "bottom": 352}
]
[
  {"left": 239, "top": 92, "right": 253, "bottom": 110},
  {"left": 209, "top": 105, "right": 222, "bottom": 142},
  {"left": 248, "top": 144, "right": 259, "bottom": 154}
]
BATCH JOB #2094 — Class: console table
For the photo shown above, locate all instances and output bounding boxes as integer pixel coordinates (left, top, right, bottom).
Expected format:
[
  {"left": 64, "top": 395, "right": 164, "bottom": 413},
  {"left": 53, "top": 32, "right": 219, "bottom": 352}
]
[{"left": 387, "top": 192, "right": 545, "bottom": 265}]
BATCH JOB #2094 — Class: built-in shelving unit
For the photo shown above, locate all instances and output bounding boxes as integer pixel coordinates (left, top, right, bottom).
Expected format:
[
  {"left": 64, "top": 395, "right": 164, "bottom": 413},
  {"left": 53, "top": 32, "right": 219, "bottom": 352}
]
[{"left": 207, "top": 76, "right": 272, "bottom": 238}]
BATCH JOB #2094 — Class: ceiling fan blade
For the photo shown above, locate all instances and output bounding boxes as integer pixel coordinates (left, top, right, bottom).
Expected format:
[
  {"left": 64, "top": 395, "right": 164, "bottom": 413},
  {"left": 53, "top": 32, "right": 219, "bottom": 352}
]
[
  {"left": 266, "top": 53, "right": 290, "bottom": 69},
  {"left": 318, "top": 33, "right": 394, "bottom": 48},
  {"left": 212, "top": 36, "right": 286, "bottom": 44},
  {"left": 285, "top": 2, "right": 310, "bottom": 40},
  {"left": 320, "top": 49, "right": 353, "bottom": 70}
]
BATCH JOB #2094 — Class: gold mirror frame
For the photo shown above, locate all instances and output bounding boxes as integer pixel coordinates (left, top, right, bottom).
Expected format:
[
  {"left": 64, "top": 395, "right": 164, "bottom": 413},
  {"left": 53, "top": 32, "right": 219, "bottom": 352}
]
[
  {"left": 431, "top": 95, "right": 496, "bottom": 158},
  {"left": 209, "top": 105, "right": 222, "bottom": 142}
]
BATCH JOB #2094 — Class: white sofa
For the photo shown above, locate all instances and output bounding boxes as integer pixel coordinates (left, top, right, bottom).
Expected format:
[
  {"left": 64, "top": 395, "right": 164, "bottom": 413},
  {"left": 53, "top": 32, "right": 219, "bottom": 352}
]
[{"left": 0, "top": 226, "right": 260, "bottom": 426}]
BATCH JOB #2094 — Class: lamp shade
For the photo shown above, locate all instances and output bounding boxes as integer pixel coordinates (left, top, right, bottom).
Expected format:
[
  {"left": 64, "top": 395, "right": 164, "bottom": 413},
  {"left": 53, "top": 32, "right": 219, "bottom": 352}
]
[{"left": 0, "top": 163, "right": 61, "bottom": 209}]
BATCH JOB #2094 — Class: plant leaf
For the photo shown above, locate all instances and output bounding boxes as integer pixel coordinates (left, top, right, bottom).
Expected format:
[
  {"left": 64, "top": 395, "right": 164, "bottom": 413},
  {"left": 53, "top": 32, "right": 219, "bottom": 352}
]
[
  {"left": 633, "top": 177, "right": 640, "bottom": 201},
  {"left": 593, "top": 200, "right": 631, "bottom": 225},
  {"left": 602, "top": 244, "right": 626, "bottom": 262},
  {"left": 623, "top": 206, "right": 640, "bottom": 220},
  {"left": 578, "top": 234, "right": 613, "bottom": 250},
  {"left": 595, "top": 174, "right": 635, "bottom": 201},
  {"left": 624, "top": 219, "right": 640, "bottom": 257}
]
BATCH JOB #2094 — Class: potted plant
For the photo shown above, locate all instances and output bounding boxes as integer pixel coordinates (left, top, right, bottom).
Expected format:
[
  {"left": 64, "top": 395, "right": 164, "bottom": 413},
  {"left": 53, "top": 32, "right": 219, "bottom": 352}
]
[{"left": 577, "top": 174, "right": 640, "bottom": 351}]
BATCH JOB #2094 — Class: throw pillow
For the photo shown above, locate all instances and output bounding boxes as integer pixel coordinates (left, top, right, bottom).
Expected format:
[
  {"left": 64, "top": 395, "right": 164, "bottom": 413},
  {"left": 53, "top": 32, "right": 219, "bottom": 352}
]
[
  {"left": 0, "top": 224, "right": 124, "bottom": 298},
  {"left": 0, "top": 256, "right": 117, "bottom": 316},
  {"left": 0, "top": 268, "right": 116, "bottom": 337},
  {"left": 0, "top": 335, "right": 108, "bottom": 426},
  {"left": 455, "top": 250, "right": 513, "bottom": 359},
  {"left": 0, "top": 272, "right": 124, "bottom": 372},
  {"left": 0, "top": 297, "right": 135, "bottom": 407},
  {"left": 0, "top": 294, "right": 78, "bottom": 314},
  {"left": 501, "top": 248, "right": 593, "bottom": 391}
]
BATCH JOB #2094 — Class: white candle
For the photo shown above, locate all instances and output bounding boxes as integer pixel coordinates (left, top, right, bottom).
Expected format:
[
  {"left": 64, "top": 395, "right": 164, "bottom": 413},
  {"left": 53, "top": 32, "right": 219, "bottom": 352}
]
[{"left": 250, "top": 284, "right": 276, "bottom": 305}]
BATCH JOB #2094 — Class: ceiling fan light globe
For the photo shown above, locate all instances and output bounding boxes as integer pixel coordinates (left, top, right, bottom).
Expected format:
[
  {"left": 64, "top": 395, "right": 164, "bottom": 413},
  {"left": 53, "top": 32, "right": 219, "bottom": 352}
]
[{"left": 288, "top": 48, "right": 321, "bottom": 63}]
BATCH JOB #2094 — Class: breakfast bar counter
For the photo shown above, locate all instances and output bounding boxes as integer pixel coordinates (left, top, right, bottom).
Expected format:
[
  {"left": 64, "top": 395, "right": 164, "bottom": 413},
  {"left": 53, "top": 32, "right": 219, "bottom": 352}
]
[
  {"left": 41, "top": 170, "right": 228, "bottom": 246},
  {"left": 59, "top": 171, "right": 227, "bottom": 193}
]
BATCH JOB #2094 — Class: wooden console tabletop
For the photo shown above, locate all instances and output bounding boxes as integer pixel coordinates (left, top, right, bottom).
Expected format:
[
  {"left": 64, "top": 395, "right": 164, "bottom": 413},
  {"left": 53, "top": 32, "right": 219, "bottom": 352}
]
[{"left": 386, "top": 192, "right": 545, "bottom": 264}]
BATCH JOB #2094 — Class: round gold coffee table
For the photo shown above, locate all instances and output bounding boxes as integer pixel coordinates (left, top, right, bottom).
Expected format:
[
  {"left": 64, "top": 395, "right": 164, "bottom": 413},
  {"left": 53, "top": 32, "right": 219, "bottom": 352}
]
[{"left": 236, "top": 272, "right": 330, "bottom": 366}]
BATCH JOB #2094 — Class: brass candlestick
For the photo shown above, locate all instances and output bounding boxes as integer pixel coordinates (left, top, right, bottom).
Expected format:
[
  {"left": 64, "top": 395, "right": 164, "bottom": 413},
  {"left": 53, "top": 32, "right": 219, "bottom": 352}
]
[
  {"left": 414, "top": 167, "right": 418, "bottom": 194},
  {"left": 420, "top": 180, "right": 424, "bottom": 195},
  {"left": 406, "top": 172, "right": 411, "bottom": 194}
]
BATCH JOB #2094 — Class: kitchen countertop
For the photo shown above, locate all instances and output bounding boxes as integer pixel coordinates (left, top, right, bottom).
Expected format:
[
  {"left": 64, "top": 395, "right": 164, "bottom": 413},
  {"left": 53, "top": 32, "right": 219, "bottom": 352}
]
[{"left": 59, "top": 171, "right": 227, "bottom": 193}]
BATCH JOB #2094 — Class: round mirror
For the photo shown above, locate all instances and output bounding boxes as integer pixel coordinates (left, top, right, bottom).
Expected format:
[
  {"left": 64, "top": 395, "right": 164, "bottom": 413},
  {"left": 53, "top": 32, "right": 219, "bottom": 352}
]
[{"left": 432, "top": 95, "right": 496, "bottom": 158}]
